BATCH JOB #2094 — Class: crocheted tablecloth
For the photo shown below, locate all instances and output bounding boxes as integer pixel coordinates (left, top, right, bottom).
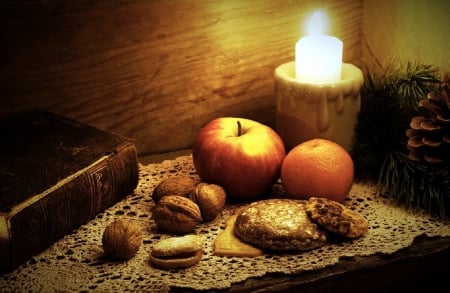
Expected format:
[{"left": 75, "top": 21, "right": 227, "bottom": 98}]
[{"left": 1, "top": 155, "right": 450, "bottom": 292}]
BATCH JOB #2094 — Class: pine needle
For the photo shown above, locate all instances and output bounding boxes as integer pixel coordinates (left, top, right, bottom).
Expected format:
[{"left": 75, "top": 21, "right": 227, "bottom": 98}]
[{"left": 362, "top": 60, "right": 440, "bottom": 109}]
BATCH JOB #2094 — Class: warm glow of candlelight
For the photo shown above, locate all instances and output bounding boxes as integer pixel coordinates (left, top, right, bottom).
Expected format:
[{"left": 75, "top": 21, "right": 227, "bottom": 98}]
[{"left": 295, "top": 10, "right": 343, "bottom": 84}]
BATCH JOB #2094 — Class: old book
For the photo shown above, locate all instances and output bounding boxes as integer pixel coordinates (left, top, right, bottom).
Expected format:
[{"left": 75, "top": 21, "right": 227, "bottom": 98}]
[{"left": 0, "top": 110, "right": 139, "bottom": 272}]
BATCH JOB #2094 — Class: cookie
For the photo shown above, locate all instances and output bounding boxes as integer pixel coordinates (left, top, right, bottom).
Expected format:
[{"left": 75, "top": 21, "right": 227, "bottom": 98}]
[
  {"left": 306, "top": 197, "right": 368, "bottom": 238},
  {"left": 149, "top": 235, "right": 204, "bottom": 269},
  {"left": 234, "top": 199, "right": 327, "bottom": 251},
  {"left": 214, "top": 215, "right": 264, "bottom": 257}
]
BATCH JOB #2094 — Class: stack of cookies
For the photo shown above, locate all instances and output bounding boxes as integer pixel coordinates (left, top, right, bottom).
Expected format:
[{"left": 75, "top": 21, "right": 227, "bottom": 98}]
[{"left": 231, "top": 197, "right": 368, "bottom": 252}]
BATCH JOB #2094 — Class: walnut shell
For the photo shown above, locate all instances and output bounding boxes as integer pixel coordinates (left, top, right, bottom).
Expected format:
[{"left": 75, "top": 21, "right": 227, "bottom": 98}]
[
  {"left": 102, "top": 219, "right": 143, "bottom": 260},
  {"left": 152, "top": 195, "right": 202, "bottom": 234},
  {"left": 152, "top": 176, "right": 198, "bottom": 203},
  {"left": 189, "top": 183, "right": 227, "bottom": 221}
]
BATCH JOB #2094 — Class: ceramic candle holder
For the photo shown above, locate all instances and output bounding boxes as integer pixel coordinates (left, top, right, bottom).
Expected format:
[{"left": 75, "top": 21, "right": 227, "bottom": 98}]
[{"left": 274, "top": 61, "right": 364, "bottom": 151}]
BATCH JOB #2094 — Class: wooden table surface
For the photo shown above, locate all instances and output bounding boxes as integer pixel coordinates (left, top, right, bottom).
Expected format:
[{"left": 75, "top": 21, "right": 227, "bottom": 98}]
[{"left": 170, "top": 236, "right": 450, "bottom": 292}]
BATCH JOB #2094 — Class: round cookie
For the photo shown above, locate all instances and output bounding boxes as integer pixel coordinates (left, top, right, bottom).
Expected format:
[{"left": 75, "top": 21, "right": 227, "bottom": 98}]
[
  {"left": 306, "top": 197, "right": 368, "bottom": 238},
  {"left": 150, "top": 235, "right": 204, "bottom": 269},
  {"left": 234, "top": 199, "right": 327, "bottom": 251}
]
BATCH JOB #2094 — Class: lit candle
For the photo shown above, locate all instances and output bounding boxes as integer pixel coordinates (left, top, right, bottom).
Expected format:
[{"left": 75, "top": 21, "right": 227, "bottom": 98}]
[{"left": 295, "top": 11, "right": 343, "bottom": 84}]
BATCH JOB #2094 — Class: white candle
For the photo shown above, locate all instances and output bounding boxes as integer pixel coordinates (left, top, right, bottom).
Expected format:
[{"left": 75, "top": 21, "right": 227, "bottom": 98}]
[{"left": 295, "top": 11, "right": 343, "bottom": 84}]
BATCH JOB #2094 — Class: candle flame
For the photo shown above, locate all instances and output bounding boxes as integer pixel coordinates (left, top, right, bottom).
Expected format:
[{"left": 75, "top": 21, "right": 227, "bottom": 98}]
[{"left": 306, "top": 10, "right": 328, "bottom": 36}]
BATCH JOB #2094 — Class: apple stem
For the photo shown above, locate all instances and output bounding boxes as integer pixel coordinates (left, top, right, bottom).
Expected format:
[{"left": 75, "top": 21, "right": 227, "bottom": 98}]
[{"left": 237, "top": 120, "right": 242, "bottom": 136}]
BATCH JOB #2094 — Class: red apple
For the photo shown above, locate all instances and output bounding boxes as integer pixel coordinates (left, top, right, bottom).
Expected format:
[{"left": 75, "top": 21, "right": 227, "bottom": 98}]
[{"left": 192, "top": 117, "right": 286, "bottom": 201}]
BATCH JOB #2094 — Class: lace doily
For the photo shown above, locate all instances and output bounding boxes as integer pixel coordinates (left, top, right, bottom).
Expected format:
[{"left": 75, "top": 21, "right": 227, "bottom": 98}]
[{"left": 1, "top": 154, "right": 450, "bottom": 292}]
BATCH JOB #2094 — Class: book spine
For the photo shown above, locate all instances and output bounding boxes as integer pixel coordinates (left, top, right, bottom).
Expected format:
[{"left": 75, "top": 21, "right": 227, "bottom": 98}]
[
  {"left": 1, "top": 142, "right": 139, "bottom": 273},
  {"left": 0, "top": 216, "right": 9, "bottom": 270}
]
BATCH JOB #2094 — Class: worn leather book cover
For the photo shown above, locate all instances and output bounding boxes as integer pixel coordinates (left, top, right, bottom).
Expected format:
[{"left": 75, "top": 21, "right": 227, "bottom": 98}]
[{"left": 0, "top": 110, "right": 139, "bottom": 272}]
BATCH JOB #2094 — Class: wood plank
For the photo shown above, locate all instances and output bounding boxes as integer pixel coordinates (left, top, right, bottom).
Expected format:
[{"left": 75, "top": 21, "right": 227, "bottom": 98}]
[
  {"left": 0, "top": 0, "right": 363, "bottom": 155},
  {"left": 362, "top": 0, "right": 450, "bottom": 74}
]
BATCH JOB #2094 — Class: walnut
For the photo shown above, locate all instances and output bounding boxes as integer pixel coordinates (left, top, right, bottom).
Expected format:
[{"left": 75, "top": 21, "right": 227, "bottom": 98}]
[
  {"left": 189, "top": 183, "right": 227, "bottom": 221},
  {"left": 152, "top": 195, "right": 202, "bottom": 234},
  {"left": 152, "top": 176, "right": 198, "bottom": 203},
  {"left": 102, "top": 219, "right": 143, "bottom": 260}
]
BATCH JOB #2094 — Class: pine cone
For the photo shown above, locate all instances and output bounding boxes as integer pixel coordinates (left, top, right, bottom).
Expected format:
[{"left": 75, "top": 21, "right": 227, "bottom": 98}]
[{"left": 406, "top": 81, "right": 450, "bottom": 164}]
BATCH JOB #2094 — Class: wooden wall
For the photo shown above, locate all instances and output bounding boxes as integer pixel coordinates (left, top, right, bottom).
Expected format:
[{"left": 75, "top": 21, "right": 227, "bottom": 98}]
[
  {"left": 0, "top": 0, "right": 364, "bottom": 156},
  {"left": 362, "top": 0, "right": 450, "bottom": 74}
]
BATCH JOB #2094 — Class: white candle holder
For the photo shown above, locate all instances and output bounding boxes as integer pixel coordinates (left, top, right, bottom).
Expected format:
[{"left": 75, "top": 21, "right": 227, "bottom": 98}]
[{"left": 274, "top": 61, "right": 364, "bottom": 151}]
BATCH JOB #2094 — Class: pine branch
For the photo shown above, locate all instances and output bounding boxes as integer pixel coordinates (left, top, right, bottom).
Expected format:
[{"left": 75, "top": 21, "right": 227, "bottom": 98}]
[
  {"left": 352, "top": 59, "right": 450, "bottom": 219},
  {"left": 362, "top": 60, "right": 441, "bottom": 110},
  {"left": 392, "top": 62, "right": 441, "bottom": 109},
  {"left": 377, "top": 151, "right": 450, "bottom": 218}
]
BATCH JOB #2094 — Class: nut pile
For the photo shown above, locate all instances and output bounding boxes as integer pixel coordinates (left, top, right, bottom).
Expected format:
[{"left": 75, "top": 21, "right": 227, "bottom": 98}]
[
  {"left": 152, "top": 176, "right": 227, "bottom": 234},
  {"left": 100, "top": 175, "right": 226, "bottom": 267}
]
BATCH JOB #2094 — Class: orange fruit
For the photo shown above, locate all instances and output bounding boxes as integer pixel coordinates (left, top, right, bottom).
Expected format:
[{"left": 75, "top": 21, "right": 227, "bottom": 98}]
[{"left": 280, "top": 138, "right": 354, "bottom": 202}]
